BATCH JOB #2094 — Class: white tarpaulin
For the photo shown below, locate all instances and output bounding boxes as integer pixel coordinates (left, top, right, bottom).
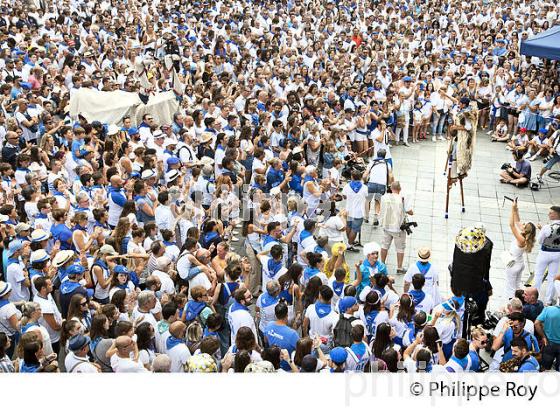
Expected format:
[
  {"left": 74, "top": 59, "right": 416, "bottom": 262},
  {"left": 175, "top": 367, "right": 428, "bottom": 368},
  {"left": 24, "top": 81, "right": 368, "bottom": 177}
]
[{"left": 69, "top": 89, "right": 179, "bottom": 126}]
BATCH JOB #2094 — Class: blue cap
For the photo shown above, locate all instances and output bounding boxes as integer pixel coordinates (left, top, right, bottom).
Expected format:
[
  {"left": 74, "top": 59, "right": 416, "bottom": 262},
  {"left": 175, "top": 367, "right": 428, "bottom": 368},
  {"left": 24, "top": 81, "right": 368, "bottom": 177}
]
[
  {"left": 403, "top": 76, "right": 412, "bottom": 82},
  {"left": 460, "top": 97, "right": 471, "bottom": 105},
  {"left": 539, "top": 128, "right": 548, "bottom": 134},
  {"left": 167, "top": 157, "right": 180, "bottom": 166},
  {"left": 8, "top": 239, "right": 23, "bottom": 257},
  {"left": 67, "top": 264, "right": 86, "bottom": 276},
  {"left": 338, "top": 296, "right": 357, "bottom": 313},
  {"left": 114, "top": 265, "right": 129, "bottom": 275},
  {"left": 496, "top": 39, "right": 506, "bottom": 43},
  {"left": 128, "top": 127, "right": 139, "bottom": 135},
  {"left": 367, "top": 86, "right": 375, "bottom": 93},
  {"left": 68, "top": 334, "right": 91, "bottom": 351},
  {"left": 329, "top": 347, "right": 348, "bottom": 364},
  {"left": 129, "top": 171, "right": 141, "bottom": 179}
]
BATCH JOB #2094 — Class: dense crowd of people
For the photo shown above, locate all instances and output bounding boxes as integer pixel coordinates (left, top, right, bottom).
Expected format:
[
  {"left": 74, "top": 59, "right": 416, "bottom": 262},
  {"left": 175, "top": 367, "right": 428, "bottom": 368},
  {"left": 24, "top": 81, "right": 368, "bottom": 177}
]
[{"left": 1, "top": 0, "right": 560, "bottom": 374}]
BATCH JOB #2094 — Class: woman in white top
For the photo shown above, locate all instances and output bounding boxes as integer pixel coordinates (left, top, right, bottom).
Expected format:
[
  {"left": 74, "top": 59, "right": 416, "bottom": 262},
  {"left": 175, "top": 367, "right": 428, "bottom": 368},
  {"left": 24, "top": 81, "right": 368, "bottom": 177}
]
[
  {"left": 72, "top": 212, "right": 101, "bottom": 260},
  {"left": 21, "top": 302, "right": 53, "bottom": 356},
  {"left": 503, "top": 200, "right": 536, "bottom": 300}
]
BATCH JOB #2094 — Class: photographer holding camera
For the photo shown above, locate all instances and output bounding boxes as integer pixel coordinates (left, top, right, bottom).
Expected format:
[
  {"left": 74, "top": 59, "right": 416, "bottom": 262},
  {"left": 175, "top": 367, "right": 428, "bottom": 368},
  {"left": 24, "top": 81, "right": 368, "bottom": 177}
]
[
  {"left": 379, "top": 181, "right": 414, "bottom": 274},
  {"left": 499, "top": 147, "right": 531, "bottom": 188}
]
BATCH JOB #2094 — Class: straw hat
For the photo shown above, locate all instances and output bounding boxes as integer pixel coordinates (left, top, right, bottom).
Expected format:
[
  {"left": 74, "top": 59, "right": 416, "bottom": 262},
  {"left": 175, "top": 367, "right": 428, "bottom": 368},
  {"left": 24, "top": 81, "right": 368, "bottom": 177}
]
[{"left": 52, "top": 250, "right": 75, "bottom": 268}]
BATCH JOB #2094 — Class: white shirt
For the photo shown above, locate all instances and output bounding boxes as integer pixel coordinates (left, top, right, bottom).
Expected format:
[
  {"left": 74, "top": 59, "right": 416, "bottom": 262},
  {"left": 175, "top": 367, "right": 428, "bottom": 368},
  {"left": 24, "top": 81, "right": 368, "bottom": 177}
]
[
  {"left": 167, "top": 342, "right": 192, "bottom": 373},
  {"left": 319, "top": 216, "right": 345, "bottom": 243},
  {"left": 152, "top": 270, "right": 176, "bottom": 296},
  {"left": 304, "top": 303, "right": 339, "bottom": 343},
  {"left": 155, "top": 205, "right": 175, "bottom": 231},
  {"left": 6, "top": 259, "right": 29, "bottom": 303},
  {"left": 131, "top": 307, "right": 158, "bottom": 329},
  {"left": 366, "top": 159, "right": 392, "bottom": 186},
  {"left": 33, "top": 293, "right": 62, "bottom": 343},
  {"left": 228, "top": 304, "right": 257, "bottom": 342},
  {"left": 188, "top": 272, "right": 212, "bottom": 301},
  {"left": 342, "top": 182, "right": 368, "bottom": 219},
  {"left": 0, "top": 302, "right": 21, "bottom": 336},
  {"left": 65, "top": 352, "right": 99, "bottom": 373},
  {"left": 110, "top": 354, "right": 149, "bottom": 372}
]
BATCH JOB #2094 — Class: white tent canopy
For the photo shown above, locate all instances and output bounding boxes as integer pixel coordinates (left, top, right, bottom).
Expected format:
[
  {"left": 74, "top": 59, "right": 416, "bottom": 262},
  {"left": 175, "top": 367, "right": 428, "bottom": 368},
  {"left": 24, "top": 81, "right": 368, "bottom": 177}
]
[{"left": 69, "top": 89, "right": 179, "bottom": 126}]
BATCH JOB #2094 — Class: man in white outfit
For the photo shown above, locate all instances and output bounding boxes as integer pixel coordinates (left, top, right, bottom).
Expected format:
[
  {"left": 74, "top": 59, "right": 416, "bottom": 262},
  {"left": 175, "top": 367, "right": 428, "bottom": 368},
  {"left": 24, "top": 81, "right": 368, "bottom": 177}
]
[{"left": 534, "top": 206, "right": 560, "bottom": 305}]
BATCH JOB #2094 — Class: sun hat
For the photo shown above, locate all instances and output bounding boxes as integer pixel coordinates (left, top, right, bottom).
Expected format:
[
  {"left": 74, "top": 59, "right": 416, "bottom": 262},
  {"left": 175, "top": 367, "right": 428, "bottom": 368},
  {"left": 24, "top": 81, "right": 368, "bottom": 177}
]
[
  {"left": 0, "top": 281, "right": 12, "bottom": 298},
  {"left": 30, "top": 249, "right": 50, "bottom": 264},
  {"left": 15, "top": 223, "right": 31, "bottom": 233},
  {"left": 7, "top": 240, "right": 23, "bottom": 257},
  {"left": 52, "top": 250, "right": 75, "bottom": 267},
  {"left": 98, "top": 244, "right": 117, "bottom": 255},
  {"left": 31, "top": 229, "right": 51, "bottom": 242},
  {"left": 417, "top": 247, "right": 431, "bottom": 262}
]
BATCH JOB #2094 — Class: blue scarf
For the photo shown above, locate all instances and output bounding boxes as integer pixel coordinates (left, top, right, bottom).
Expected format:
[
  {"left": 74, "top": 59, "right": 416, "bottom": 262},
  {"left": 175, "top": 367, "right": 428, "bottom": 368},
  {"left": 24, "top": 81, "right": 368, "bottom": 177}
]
[
  {"left": 351, "top": 342, "right": 367, "bottom": 359},
  {"left": 90, "top": 336, "right": 102, "bottom": 354},
  {"left": 416, "top": 261, "right": 431, "bottom": 275},
  {"left": 373, "top": 286, "right": 386, "bottom": 297},
  {"left": 262, "top": 234, "right": 278, "bottom": 247},
  {"left": 365, "top": 310, "right": 380, "bottom": 329},
  {"left": 73, "top": 224, "right": 87, "bottom": 232},
  {"left": 266, "top": 258, "right": 283, "bottom": 279},
  {"left": 449, "top": 355, "right": 469, "bottom": 370},
  {"left": 303, "top": 175, "right": 315, "bottom": 184},
  {"left": 304, "top": 267, "right": 320, "bottom": 283},
  {"left": 315, "top": 302, "right": 332, "bottom": 318},
  {"left": 163, "top": 241, "right": 176, "bottom": 247},
  {"left": 185, "top": 301, "right": 206, "bottom": 322},
  {"left": 349, "top": 180, "right": 363, "bottom": 193},
  {"left": 299, "top": 229, "right": 313, "bottom": 243},
  {"left": 0, "top": 299, "right": 10, "bottom": 309},
  {"left": 7, "top": 257, "right": 20, "bottom": 267},
  {"left": 260, "top": 292, "right": 280, "bottom": 308},
  {"left": 332, "top": 281, "right": 345, "bottom": 296},
  {"left": 230, "top": 301, "right": 248, "bottom": 313},
  {"left": 60, "top": 281, "right": 81, "bottom": 295},
  {"left": 418, "top": 361, "right": 433, "bottom": 373},
  {"left": 21, "top": 321, "right": 38, "bottom": 334},
  {"left": 29, "top": 268, "right": 44, "bottom": 279},
  {"left": 20, "top": 361, "right": 40, "bottom": 373},
  {"left": 409, "top": 289, "right": 426, "bottom": 306},
  {"left": 166, "top": 335, "right": 186, "bottom": 351},
  {"left": 35, "top": 213, "right": 49, "bottom": 219}
]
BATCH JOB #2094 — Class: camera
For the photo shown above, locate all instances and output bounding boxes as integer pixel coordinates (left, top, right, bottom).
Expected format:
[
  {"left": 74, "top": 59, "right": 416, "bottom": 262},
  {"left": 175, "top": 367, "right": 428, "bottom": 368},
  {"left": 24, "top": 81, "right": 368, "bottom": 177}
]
[
  {"left": 400, "top": 221, "right": 418, "bottom": 235},
  {"left": 341, "top": 159, "right": 366, "bottom": 179},
  {"left": 500, "top": 162, "right": 511, "bottom": 170}
]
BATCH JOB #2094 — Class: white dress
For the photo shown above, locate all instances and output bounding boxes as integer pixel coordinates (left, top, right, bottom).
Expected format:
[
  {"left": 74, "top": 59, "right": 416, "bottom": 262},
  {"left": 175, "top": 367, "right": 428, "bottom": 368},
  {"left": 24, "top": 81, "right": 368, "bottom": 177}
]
[{"left": 504, "top": 240, "right": 525, "bottom": 300}]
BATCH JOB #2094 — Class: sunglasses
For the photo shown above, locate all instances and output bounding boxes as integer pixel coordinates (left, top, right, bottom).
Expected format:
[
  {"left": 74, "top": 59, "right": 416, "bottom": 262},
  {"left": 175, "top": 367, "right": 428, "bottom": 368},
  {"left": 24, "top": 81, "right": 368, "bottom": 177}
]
[{"left": 80, "top": 301, "right": 88, "bottom": 306}]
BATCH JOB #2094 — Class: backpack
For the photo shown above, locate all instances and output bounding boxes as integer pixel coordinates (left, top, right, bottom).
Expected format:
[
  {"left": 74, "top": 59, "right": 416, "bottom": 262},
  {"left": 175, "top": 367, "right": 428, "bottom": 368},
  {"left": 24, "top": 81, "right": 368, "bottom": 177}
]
[{"left": 333, "top": 314, "right": 357, "bottom": 347}]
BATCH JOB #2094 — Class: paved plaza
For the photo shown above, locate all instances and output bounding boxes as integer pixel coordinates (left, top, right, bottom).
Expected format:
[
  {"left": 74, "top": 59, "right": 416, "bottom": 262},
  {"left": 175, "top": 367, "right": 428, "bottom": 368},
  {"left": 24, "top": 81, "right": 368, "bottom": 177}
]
[{"left": 343, "top": 132, "right": 560, "bottom": 310}]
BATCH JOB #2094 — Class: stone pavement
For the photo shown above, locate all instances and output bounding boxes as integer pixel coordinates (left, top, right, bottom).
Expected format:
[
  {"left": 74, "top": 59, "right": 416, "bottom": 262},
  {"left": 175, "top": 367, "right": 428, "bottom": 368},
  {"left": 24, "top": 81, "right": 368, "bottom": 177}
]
[{"left": 343, "top": 131, "right": 560, "bottom": 310}]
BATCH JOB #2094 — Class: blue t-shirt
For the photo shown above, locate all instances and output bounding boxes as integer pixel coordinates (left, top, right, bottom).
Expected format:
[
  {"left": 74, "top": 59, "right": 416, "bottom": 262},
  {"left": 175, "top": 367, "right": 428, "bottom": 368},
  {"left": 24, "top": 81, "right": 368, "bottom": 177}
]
[
  {"left": 51, "top": 223, "right": 73, "bottom": 250},
  {"left": 264, "top": 322, "right": 299, "bottom": 371},
  {"left": 536, "top": 306, "right": 560, "bottom": 345},
  {"left": 502, "top": 328, "right": 540, "bottom": 362},
  {"left": 518, "top": 356, "right": 539, "bottom": 372},
  {"left": 514, "top": 159, "right": 531, "bottom": 180}
]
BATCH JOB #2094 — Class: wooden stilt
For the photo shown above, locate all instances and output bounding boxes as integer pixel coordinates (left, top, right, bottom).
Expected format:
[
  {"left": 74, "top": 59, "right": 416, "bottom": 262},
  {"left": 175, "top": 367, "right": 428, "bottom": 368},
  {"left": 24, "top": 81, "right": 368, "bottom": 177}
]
[{"left": 459, "top": 176, "right": 466, "bottom": 213}]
